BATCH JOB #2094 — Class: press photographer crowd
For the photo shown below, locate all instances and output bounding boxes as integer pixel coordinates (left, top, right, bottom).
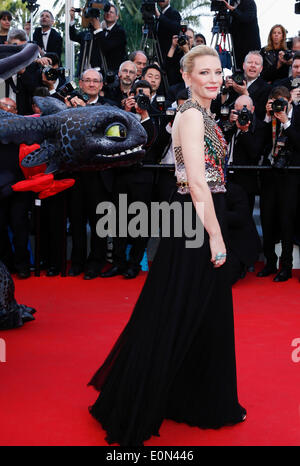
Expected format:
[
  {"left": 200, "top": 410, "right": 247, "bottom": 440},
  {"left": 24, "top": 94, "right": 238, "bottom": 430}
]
[{"left": 1, "top": 0, "right": 300, "bottom": 288}]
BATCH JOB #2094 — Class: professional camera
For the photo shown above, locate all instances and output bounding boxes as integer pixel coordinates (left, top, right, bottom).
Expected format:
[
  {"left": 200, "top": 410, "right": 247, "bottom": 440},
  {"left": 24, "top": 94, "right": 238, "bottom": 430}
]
[
  {"left": 135, "top": 89, "right": 151, "bottom": 110},
  {"left": 67, "top": 90, "right": 89, "bottom": 104},
  {"left": 141, "top": 0, "right": 156, "bottom": 23},
  {"left": 271, "top": 98, "right": 288, "bottom": 115},
  {"left": 231, "top": 69, "right": 246, "bottom": 86},
  {"left": 178, "top": 23, "right": 189, "bottom": 47},
  {"left": 42, "top": 66, "right": 67, "bottom": 81},
  {"left": 79, "top": 1, "right": 111, "bottom": 27},
  {"left": 211, "top": 0, "right": 227, "bottom": 13},
  {"left": 283, "top": 50, "right": 294, "bottom": 61},
  {"left": 235, "top": 105, "right": 252, "bottom": 126},
  {"left": 22, "top": 0, "right": 39, "bottom": 13},
  {"left": 295, "top": 1, "right": 300, "bottom": 14},
  {"left": 57, "top": 81, "right": 77, "bottom": 98}
]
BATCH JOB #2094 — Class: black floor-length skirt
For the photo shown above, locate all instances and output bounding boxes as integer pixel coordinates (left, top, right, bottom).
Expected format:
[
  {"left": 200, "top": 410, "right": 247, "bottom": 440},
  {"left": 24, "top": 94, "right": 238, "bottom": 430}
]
[{"left": 88, "top": 192, "right": 246, "bottom": 446}]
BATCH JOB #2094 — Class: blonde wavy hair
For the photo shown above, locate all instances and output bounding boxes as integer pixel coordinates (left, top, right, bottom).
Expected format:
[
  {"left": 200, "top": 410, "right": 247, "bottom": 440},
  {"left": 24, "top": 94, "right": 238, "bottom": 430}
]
[{"left": 182, "top": 45, "right": 220, "bottom": 74}]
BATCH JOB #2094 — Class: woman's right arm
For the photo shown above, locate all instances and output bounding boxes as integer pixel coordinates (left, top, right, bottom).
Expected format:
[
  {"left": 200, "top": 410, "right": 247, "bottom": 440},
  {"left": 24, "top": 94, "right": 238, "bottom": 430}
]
[{"left": 178, "top": 108, "right": 226, "bottom": 267}]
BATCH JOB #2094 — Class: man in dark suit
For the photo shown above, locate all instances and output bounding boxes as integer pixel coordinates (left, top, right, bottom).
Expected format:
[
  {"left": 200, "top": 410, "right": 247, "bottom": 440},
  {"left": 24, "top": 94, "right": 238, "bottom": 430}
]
[
  {"left": 221, "top": 0, "right": 261, "bottom": 70},
  {"left": 257, "top": 86, "right": 300, "bottom": 282},
  {"left": 5, "top": 28, "right": 46, "bottom": 115},
  {"left": 65, "top": 69, "right": 115, "bottom": 279},
  {"left": 93, "top": 4, "right": 127, "bottom": 74},
  {"left": 0, "top": 98, "right": 31, "bottom": 278},
  {"left": 101, "top": 80, "right": 157, "bottom": 279},
  {"left": 222, "top": 94, "right": 267, "bottom": 214},
  {"left": 226, "top": 182, "right": 261, "bottom": 285},
  {"left": 69, "top": 5, "right": 126, "bottom": 77},
  {"left": 154, "top": 0, "right": 181, "bottom": 66},
  {"left": 224, "top": 50, "right": 271, "bottom": 122},
  {"left": 33, "top": 10, "right": 63, "bottom": 62},
  {"left": 273, "top": 53, "right": 300, "bottom": 101}
]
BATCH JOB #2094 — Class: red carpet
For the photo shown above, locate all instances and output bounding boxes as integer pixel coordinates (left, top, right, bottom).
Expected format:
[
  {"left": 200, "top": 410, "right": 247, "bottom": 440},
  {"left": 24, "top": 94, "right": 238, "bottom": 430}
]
[{"left": 1, "top": 265, "right": 300, "bottom": 446}]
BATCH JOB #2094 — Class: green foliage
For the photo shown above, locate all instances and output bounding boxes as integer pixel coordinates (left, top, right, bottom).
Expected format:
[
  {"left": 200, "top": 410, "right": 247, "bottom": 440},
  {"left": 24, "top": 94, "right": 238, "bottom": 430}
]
[
  {"left": 51, "top": 0, "right": 211, "bottom": 53},
  {"left": 1, "top": 0, "right": 28, "bottom": 26}
]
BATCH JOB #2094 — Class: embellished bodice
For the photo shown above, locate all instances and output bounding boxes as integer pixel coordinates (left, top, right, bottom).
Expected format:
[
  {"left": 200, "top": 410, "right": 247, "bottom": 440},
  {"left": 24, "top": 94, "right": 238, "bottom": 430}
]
[{"left": 173, "top": 99, "right": 227, "bottom": 194}]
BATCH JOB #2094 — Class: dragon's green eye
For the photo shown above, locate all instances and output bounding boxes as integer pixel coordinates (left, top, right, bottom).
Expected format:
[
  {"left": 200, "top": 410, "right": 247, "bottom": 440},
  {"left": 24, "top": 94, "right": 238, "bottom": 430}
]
[{"left": 105, "top": 124, "right": 127, "bottom": 139}]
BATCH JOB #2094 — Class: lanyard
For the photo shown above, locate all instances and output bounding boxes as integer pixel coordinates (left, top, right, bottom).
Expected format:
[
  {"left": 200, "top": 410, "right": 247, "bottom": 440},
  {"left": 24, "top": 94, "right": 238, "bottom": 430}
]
[{"left": 272, "top": 117, "right": 282, "bottom": 158}]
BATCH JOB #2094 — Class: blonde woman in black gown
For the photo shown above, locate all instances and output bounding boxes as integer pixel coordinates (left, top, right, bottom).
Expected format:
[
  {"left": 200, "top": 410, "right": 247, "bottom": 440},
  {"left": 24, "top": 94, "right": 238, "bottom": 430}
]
[{"left": 88, "top": 45, "right": 246, "bottom": 446}]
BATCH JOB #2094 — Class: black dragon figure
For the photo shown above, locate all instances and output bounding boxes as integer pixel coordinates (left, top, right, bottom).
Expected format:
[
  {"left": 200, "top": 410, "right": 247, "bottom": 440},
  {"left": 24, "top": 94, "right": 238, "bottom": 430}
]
[{"left": 0, "top": 44, "right": 148, "bottom": 329}]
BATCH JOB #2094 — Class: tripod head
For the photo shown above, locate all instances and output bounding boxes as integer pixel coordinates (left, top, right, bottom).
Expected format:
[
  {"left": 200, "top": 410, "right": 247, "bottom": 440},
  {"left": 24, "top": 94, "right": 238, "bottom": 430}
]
[{"left": 22, "top": 0, "right": 39, "bottom": 14}]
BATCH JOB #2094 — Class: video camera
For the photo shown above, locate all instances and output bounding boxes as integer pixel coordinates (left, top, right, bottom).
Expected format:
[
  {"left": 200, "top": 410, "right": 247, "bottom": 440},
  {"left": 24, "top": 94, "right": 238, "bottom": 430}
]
[
  {"left": 22, "top": 0, "right": 39, "bottom": 13},
  {"left": 140, "top": 0, "right": 156, "bottom": 26},
  {"left": 211, "top": 0, "right": 228, "bottom": 13},
  {"left": 211, "top": 0, "right": 232, "bottom": 34},
  {"left": 75, "top": 1, "right": 111, "bottom": 28}
]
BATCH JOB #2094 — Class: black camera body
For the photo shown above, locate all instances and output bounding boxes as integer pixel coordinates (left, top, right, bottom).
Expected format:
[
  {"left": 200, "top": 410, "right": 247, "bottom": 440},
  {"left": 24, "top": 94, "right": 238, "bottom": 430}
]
[
  {"left": 84, "top": 1, "right": 110, "bottom": 20},
  {"left": 67, "top": 90, "right": 90, "bottom": 104},
  {"left": 135, "top": 89, "right": 151, "bottom": 110},
  {"left": 231, "top": 70, "right": 246, "bottom": 86},
  {"left": 178, "top": 23, "right": 188, "bottom": 47},
  {"left": 235, "top": 105, "right": 252, "bottom": 126},
  {"left": 42, "top": 66, "right": 66, "bottom": 81},
  {"left": 295, "top": 1, "right": 300, "bottom": 14},
  {"left": 57, "top": 81, "right": 77, "bottom": 98},
  {"left": 284, "top": 50, "right": 294, "bottom": 61},
  {"left": 271, "top": 98, "right": 288, "bottom": 115},
  {"left": 141, "top": 0, "right": 156, "bottom": 23},
  {"left": 211, "top": 0, "right": 228, "bottom": 13}
]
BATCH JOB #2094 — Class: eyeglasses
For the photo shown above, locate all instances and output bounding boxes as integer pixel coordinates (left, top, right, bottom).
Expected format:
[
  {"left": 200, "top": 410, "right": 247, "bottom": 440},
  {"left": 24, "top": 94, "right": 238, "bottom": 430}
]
[
  {"left": 1, "top": 103, "right": 17, "bottom": 110},
  {"left": 81, "top": 79, "right": 102, "bottom": 84}
]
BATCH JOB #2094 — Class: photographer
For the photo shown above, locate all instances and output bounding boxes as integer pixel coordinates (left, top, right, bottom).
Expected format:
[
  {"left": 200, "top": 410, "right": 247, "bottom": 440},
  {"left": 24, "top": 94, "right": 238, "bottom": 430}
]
[
  {"left": 260, "top": 24, "right": 291, "bottom": 84},
  {"left": 93, "top": 4, "right": 127, "bottom": 74},
  {"left": 165, "top": 28, "right": 194, "bottom": 86},
  {"left": 220, "top": 0, "right": 261, "bottom": 70},
  {"left": 4, "top": 28, "right": 49, "bottom": 115},
  {"left": 101, "top": 80, "right": 156, "bottom": 280},
  {"left": 154, "top": 0, "right": 181, "bottom": 66},
  {"left": 222, "top": 95, "right": 267, "bottom": 214},
  {"left": 274, "top": 53, "right": 300, "bottom": 105},
  {"left": 104, "top": 60, "right": 137, "bottom": 108},
  {"left": 257, "top": 86, "right": 300, "bottom": 282},
  {"left": 65, "top": 69, "right": 115, "bottom": 279},
  {"left": 33, "top": 10, "right": 63, "bottom": 61},
  {"left": 223, "top": 51, "right": 271, "bottom": 121},
  {"left": 39, "top": 52, "right": 67, "bottom": 99},
  {"left": 69, "top": 6, "right": 104, "bottom": 75},
  {"left": 129, "top": 50, "right": 148, "bottom": 79}
]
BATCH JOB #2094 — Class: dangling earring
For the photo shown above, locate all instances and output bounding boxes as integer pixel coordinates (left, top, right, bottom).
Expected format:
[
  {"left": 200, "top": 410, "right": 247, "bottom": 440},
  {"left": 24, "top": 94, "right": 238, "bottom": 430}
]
[{"left": 187, "top": 86, "right": 192, "bottom": 98}]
